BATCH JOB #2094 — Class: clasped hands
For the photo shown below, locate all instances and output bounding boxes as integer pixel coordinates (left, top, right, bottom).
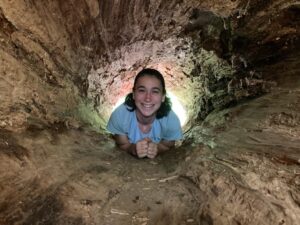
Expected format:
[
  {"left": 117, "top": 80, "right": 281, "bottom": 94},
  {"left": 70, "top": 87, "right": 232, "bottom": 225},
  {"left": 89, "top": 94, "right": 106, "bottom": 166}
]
[{"left": 136, "top": 138, "right": 158, "bottom": 159}]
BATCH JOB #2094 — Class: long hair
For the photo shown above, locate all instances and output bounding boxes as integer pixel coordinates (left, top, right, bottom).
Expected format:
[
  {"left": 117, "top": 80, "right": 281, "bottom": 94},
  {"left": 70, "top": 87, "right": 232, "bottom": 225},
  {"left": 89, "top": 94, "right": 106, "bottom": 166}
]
[{"left": 124, "top": 68, "right": 172, "bottom": 119}]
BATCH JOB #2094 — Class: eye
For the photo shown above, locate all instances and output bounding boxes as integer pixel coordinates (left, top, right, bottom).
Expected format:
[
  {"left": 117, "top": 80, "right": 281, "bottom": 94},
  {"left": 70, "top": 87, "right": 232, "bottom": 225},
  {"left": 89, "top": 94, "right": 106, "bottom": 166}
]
[
  {"left": 152, "top": 89, "right": 161, "bottom": 94},
  {"left": 137, "top": 88, "right": 145, "bottom": 93}
]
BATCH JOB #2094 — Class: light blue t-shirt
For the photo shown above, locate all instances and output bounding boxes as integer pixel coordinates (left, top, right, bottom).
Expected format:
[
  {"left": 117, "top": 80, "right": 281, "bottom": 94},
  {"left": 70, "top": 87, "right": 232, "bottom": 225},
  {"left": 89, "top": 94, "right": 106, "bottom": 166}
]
[{"left": 107, "top": 104, "right": 182, "bottom": 144}]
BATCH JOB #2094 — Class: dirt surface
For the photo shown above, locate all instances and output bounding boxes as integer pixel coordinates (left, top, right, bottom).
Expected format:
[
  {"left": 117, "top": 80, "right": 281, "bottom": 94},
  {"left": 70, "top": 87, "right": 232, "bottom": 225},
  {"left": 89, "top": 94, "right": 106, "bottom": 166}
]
[
  {"left": 0, "top": 127, "right": 199, "bottom": 225},
  {"left": 1, "top": 82, "right": 299, "bottom": 225}
]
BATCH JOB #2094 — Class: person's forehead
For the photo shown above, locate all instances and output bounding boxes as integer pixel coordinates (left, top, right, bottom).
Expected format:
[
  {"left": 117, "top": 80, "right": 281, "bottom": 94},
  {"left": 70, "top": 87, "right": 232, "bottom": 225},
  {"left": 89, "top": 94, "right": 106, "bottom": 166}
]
[{"left": 135, "top": 75, "right": 162, "bottom": 87}]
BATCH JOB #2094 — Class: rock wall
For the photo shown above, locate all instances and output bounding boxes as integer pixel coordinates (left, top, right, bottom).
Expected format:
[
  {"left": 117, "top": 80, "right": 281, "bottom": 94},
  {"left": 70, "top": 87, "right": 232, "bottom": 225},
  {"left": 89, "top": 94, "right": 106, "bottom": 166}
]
[
  {"left": 1, "top": 0, "right": 299, "bottom": 131},
  {"left": 0, "top": 0, "right": 100, "bottom": 131},
  {"left": 0, "top": 1, "right": 300, "bottom": 225}
]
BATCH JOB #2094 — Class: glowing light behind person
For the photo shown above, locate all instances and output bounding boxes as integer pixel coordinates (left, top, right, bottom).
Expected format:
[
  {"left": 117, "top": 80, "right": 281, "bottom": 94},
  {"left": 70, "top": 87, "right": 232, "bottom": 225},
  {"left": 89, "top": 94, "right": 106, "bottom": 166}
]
[{"left": 167, "top": 92, "right": 187, "bottom": 126}]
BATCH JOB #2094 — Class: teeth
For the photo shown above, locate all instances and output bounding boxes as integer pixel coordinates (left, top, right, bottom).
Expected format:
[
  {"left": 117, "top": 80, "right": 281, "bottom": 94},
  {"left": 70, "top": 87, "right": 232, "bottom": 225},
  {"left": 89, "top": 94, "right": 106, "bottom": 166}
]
[{"left": 143, "top": 104, "right": 153, "bottom": 108}]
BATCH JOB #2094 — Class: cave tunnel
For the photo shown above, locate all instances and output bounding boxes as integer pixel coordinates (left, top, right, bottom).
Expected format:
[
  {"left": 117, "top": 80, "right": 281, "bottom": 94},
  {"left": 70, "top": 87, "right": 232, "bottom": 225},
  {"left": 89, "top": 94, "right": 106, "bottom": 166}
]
[{"left": 0, "top": 0, "right": 300, "bottom": 224}]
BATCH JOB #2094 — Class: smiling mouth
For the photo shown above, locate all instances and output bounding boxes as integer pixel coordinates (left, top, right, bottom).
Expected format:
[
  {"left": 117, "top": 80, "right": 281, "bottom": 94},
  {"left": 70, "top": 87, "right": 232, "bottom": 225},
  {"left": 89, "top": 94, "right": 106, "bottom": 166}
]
[{"left": 141, "top": 104, "right": 154, "bottom": 109}]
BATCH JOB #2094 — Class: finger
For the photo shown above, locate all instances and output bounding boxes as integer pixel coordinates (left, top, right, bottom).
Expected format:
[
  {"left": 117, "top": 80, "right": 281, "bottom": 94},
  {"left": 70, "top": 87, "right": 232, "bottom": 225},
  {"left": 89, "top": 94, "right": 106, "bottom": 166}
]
[
  {"left": 137, "top": 147, "right": 147, "bottom": 154},
  {"left": 141, "top": 141, "right": 149, "bottom": 148},
  {"left": 144, "top": 137, "right": 151, "bottom": 143},
  {"left": 147, "top": 144, "right": 157, "bottom": 157},
  {"left": 148, "top": 144, "right": 157, "bottom": 151},
  {"left": 137, "top": 141, "right": 148, "bottom": 149},
  {"left": 137, "top": 151, "right": 147, "bottom": 158},
  {"left": 147, "top": 152, "right": 157, "bottom": 159},
  {"left": 138, "top": 147, "right": 147, "bottom": 154}
]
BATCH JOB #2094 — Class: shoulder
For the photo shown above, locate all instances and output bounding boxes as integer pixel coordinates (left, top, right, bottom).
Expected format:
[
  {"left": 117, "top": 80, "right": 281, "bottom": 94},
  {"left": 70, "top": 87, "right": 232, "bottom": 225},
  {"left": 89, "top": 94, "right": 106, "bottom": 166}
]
[
  {"left": 110, "top": 103, "right": 135, "bottom": 124},
  {"left": 158, "top": 110, "right": 181, "bottom": 130},
  {"left": 158, "top": 110, "right": 182, "bottom": 140},
  {"left": 161, "top": 110, "right": 180, "bottom": 124},
  {"left": 107, "top": 104, "right": 134, "bottom": 134}
]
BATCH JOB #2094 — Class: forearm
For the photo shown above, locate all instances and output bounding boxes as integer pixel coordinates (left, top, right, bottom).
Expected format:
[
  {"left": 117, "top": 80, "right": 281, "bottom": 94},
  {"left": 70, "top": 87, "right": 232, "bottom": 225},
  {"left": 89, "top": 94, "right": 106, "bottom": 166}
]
[
  {"left": 157, "top": 140, "right": 175, "bottom": 154},
  {"left": 113, "top": 135, "right": 136, "bottom": 156},
  {"left": 117, "top": 142, "right": 137, "bottom": 156}
]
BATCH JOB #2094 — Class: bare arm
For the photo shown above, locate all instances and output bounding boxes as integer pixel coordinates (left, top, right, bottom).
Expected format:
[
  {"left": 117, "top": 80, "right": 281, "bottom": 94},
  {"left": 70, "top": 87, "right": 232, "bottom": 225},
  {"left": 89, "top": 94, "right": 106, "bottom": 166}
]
[
  {"left": 146, "top": 139, "right": 175, "bottom": 159},
  {"left": 113, "top": 134, "right": 137, "bottom": 156},
  {"left": 113, "top": 135, "right": 148, "bottom": 158},
  {"left": 157, "top": 140, "right": 175, "bottom": 153}
]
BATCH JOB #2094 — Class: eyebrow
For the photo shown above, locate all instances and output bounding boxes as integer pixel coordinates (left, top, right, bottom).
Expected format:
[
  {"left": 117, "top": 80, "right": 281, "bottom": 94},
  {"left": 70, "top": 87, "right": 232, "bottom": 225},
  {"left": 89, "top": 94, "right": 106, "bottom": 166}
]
[{"left": 136, "top": 86, "right": 162, "bottom": 91}]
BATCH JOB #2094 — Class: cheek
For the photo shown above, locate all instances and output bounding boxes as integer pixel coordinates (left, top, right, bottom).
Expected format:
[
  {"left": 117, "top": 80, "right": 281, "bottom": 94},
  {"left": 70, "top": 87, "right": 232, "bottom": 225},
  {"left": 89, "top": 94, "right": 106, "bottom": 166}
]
[
  {"left": 133, "top": 93, "right": 143, "bottom": 102},
  {"left": 133, "top": 92, "right": 141, "bottom": 100}
]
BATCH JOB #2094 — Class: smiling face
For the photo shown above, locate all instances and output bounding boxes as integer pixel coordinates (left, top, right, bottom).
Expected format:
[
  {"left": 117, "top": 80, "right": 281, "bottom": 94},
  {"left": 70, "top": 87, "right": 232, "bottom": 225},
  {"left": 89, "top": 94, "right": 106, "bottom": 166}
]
[{"left": 133, "top": 75, "right": 166, "bottom": 122}]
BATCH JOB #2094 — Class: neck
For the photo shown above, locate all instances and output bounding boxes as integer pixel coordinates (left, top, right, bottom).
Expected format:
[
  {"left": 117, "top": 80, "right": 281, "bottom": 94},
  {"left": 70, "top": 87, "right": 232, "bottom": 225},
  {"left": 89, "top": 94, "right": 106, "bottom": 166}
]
[{"left": 136, "top": 111, "right": 156, "bottom": 125}]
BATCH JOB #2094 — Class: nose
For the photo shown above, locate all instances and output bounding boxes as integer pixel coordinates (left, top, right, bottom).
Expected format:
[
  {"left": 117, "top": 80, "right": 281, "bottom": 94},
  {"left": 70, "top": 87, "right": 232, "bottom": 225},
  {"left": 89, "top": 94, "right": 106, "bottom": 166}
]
[{"left": 145, "top": 92, "right": 151, "bottom": 101}]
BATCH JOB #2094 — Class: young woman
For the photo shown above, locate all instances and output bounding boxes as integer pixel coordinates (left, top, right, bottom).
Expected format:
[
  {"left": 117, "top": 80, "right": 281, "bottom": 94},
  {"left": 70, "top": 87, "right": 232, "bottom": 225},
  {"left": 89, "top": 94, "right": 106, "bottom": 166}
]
[{"left": 107, "top": 68, "right": 182, "bottom": 158}]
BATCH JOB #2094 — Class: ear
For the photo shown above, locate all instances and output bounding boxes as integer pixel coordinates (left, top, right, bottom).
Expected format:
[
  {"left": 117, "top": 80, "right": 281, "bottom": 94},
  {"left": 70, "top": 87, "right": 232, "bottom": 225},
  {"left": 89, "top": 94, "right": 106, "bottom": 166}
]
[
  {"left": 132, "top": 91, "right": 135, "bottom": 100},
  {"left": 162, "top": 94, "right": 166, "bottom": 102}
]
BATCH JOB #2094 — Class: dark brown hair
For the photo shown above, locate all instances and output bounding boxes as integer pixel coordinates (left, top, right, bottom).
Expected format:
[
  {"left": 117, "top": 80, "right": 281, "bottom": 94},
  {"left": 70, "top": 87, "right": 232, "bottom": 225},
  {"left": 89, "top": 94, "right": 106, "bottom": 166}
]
[{"left": 124, "top": 68, "right": 172, "bottom": 119}]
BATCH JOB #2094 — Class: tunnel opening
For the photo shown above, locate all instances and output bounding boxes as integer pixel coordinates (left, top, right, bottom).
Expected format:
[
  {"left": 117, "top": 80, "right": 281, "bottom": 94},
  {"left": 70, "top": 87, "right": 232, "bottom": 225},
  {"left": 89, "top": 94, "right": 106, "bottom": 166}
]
[
  {"left": 0, "top": 1, "right": 300, "bottom": 225},
  {"left": 86, "top": 39, "right": 239, "bottom": 133}
]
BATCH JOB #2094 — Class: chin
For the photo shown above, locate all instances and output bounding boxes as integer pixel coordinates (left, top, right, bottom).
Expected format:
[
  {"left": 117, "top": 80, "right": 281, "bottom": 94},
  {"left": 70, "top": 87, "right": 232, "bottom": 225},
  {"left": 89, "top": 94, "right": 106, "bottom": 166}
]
[
  {"left": 141, "top": 111, "right": 156, "bottom": 118},
  {"left": 137, "top": 108, "right": 156, "bottom": 117}
]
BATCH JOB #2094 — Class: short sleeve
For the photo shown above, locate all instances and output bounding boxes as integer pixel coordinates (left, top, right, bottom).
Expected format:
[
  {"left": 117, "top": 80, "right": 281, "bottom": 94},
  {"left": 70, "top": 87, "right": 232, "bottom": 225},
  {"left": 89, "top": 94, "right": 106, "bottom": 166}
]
[
  {"left": 161, "top": 110, "right": 183, "bottom": 141},
  {"left": 106, "top": 104, "right": 129, "bottom": 135}
]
